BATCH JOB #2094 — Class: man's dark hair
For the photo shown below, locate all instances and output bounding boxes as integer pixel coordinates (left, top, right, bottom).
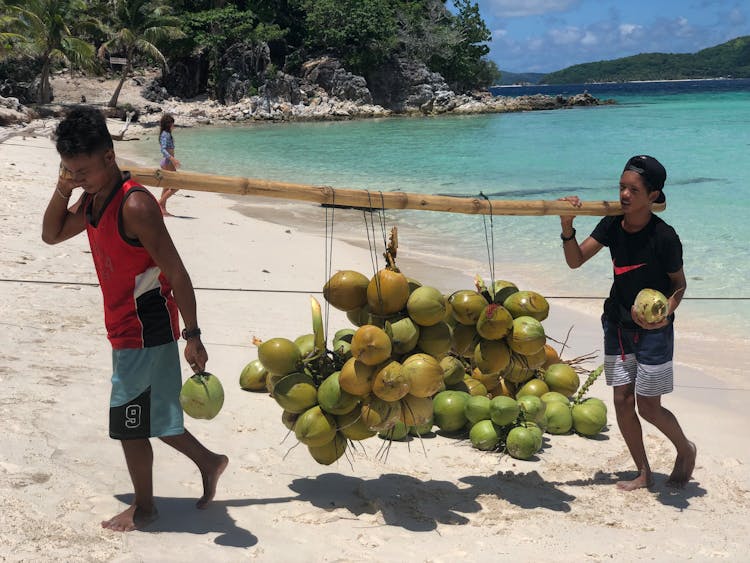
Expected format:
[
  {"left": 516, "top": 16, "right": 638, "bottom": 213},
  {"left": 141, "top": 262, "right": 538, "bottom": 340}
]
[{"left": 54, "top": 106, "right": 114, "bottom": 157}]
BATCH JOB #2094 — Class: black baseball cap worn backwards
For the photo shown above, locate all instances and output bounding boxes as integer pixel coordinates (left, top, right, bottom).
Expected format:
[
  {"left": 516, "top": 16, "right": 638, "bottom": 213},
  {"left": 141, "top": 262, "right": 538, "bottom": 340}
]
[{"left": 623, "top": 155, "right": 667, "bottom": 203}]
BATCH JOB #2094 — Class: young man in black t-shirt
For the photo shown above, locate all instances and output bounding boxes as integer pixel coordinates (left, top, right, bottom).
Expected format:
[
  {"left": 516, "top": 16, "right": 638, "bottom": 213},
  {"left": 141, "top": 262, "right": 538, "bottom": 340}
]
[{"left": 559, "top": 155, "right": 695, "bottom": 490}]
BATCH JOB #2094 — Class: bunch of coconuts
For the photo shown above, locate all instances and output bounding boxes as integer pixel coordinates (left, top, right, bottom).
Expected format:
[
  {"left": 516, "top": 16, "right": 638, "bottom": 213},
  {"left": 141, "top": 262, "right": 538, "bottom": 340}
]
[{"left": 241, "top": 254, "right": 607, "bottom": 464}]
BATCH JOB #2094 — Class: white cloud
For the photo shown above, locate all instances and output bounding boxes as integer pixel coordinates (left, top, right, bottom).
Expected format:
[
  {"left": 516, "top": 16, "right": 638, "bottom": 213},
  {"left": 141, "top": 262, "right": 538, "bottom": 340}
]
[
  {"left": 482, "top": 0, "right": 582, "bottom": 18},
  {"left": 618, "top": 23, "right": 641, "bottom": 37},
  {"left": 549, "top": 27, "right": 583, "bottom": 45},
  {"left": 581, "top": 31, "right": 598, "bottom": 46}
]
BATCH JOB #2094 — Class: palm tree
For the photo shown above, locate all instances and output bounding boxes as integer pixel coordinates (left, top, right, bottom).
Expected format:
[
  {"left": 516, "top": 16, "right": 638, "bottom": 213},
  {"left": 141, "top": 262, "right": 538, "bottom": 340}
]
[
  {"left": 98, "top": 0, "right": 184, "bottom": 107},
  {"left": 5, "top": 0, "right": 96, "bottom": 103}
]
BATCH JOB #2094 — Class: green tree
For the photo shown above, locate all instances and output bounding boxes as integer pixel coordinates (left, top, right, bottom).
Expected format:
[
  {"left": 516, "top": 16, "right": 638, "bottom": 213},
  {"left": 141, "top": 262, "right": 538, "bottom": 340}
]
[
  {"left": 5, "top": 0, "right": 96, "bottom": 103},
  {"left": 98, "top": 0, "right": 185, "bottom": 107},
  {"left": 300, "top": 0, "right": 398, "bottom": 74}
]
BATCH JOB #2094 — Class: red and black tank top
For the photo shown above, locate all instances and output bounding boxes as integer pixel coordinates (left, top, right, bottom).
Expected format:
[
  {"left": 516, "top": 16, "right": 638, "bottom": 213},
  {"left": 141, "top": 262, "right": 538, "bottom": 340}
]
[{"left": 84, "top": 173, "right": 179, "bottom": 349}]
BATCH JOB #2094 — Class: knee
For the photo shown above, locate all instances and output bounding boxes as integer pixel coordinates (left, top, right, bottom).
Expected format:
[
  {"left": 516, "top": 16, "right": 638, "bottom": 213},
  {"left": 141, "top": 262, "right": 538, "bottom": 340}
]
[
  {"left": 613, "top": 389, "right": 635, "bottom": 412},
  {"left": 636, "top": 398, "right": 661, "bottom": 423}
]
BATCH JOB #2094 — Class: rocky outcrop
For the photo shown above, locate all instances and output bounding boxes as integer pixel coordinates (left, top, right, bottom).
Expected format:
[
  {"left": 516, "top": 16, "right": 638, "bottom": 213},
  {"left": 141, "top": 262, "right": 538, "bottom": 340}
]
[
  {"left": 218, "top": 42, "right": 272, "bottom": 104},
  {"left": 301, "top": 57, "right": 372, "bottom": 104},
  {"left": 0, "top": 96, "right": 32, "bottom": 126},
  {"left": 366, "top": 57, "right": 454, "bottom": 113}
]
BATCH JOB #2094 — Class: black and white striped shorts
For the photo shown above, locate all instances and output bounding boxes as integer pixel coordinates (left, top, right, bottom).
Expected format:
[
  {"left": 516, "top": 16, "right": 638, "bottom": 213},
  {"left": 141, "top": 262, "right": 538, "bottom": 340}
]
[{"left": 602, "top": 315, "right": 674, "bottom": 397}]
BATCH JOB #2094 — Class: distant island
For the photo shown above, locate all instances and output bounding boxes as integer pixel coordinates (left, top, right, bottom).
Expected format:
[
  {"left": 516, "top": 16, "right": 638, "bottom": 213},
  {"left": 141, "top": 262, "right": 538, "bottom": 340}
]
[{"left": 539, "top": 35, "right": 750, "bottom": 84}]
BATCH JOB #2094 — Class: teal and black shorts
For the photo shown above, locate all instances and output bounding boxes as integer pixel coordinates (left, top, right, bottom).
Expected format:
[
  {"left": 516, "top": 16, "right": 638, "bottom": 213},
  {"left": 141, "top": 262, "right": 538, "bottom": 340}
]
[{"left": 109, "top": 341, "right": 185, "bottom": 440}]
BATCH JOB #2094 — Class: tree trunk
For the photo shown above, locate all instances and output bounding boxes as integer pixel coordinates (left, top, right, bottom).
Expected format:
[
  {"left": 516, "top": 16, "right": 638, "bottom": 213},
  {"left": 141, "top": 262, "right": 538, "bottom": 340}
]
[
  {"left": 108, "top": 60, "right": 131, "bottom": 107},
  {"left": 38, "top": 55, "right": 52, "bottom": 104}
]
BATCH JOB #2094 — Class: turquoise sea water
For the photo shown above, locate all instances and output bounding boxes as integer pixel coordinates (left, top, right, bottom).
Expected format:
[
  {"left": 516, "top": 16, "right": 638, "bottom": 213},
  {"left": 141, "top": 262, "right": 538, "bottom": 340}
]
[{"left": 127, "top": 80, "right": 750, "bottom": 332}]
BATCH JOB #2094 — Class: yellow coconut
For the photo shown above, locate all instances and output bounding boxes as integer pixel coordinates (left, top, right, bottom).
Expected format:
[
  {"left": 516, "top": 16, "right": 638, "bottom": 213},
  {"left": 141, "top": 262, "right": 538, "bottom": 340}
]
[
  {"left": 476, "top": 303, "right": 513, "bottom": 340},
  {"left": 472, "top": 367, "right": 501, "bottom": 391},
  {"left": 372, "top": 360, "right": 410, "bottom": 401},
  {"left": 351, "top": 325, "right": 392, "bottom": 366},
  {"left": 452, "top": 323, "right": 478, "bottom": 358},
  {"left": 542, "top": 344, "right": 562, "bottom": 369},
  {"left": 257, "top": 337, "right": 301, "bottom": 376},
  {"left": 400, "top": 394, "right": 434, "bottom": 426},
  {"left": 402, "top": 353, "right": 444, "bottom": 398},
  {"left": 451, "top": 377, "right": 488, "bottom": 397},
  {"left": 367, "top": 269, "right": 410, "bottom": 316},
  {"left": 448, "top": 290, "right": 489, "bottom": 326},
  {"left": 416, "top": 321, "right": 452, "bottom": 358},
  {"left": 508, "top": 316, "right": 546, "bottom": 356},
  {"left": 502, "top": 354, "right": 538, "bottom": 384},
  {"left": 323, "top": 270, "right": 370, "bottom": 312},
  {"left": 338, "top": 357, "right": 377, "bottom": 397},
  {"left": 440, "top": 355, "right": 466, "bottom": 386}
]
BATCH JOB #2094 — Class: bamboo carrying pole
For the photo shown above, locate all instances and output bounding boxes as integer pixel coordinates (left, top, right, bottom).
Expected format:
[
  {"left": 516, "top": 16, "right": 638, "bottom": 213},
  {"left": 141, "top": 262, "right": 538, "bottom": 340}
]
[{"left": 129, "top": 167, "right": 665, "bottom": 217}]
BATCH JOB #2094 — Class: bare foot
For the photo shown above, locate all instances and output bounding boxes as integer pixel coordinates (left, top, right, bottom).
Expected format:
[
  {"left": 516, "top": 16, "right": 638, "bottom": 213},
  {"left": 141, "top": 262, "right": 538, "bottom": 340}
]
[
  {"left": 101, "top": 504, "right": 158, "bottom": 532},
  {"left": 616, "top": 470, "right": 654, "bottom": 491},
  {"left": 667, "top": 441, "right": 696, "bottom": 488},
  {"left": 197, "top": 454, "right": 229, "bottom": 509}
]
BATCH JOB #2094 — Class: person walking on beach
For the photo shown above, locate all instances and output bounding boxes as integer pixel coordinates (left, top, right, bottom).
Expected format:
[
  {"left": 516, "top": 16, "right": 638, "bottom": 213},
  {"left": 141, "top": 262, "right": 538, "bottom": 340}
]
[
  {"left": 558, "top": 155, "right": 695, "bottom": 490},
  {"left": 158, "top": 113, "right": 181, "bottom": 215},
  {"left": 42, "top": 106, "right": 227, "bottom": 531}
]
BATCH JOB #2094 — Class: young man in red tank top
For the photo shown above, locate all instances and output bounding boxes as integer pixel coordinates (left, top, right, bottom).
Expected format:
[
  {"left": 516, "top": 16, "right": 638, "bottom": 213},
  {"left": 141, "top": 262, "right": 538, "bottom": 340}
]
[{"left": 42, "top": 106, "right": 227, "bottom": 532}]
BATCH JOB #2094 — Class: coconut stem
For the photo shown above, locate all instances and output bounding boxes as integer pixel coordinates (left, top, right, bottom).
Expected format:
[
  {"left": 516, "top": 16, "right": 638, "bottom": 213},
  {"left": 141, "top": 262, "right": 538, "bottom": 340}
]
[{"left": 573, "top": 364, "right": 604, "bottom": 404}]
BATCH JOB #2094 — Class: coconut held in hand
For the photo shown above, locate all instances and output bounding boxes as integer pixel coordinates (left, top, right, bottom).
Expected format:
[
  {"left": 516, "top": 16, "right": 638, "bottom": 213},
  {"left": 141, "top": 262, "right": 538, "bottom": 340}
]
[
  {"left": 180, "top": 372, "right": 225, "bottom": 420},
  {"left": 634, "top": 288, "right": 669, "bottom": 324}
]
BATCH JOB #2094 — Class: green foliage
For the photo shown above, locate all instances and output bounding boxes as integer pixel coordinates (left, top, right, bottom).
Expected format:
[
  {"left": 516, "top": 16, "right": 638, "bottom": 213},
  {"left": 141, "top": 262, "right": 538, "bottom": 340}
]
[
  {"left": 300, "top": 0, "right": 398, "bottom": 74},
  {"left": 542, "top": 35, "right": 750, "bottom": 84}
]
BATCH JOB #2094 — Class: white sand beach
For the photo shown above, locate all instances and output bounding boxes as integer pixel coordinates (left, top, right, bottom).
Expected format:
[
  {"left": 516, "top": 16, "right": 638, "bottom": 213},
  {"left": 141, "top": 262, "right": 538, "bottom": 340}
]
[{"left": 1, "top": 131, "right": 749, "bottom": 562}]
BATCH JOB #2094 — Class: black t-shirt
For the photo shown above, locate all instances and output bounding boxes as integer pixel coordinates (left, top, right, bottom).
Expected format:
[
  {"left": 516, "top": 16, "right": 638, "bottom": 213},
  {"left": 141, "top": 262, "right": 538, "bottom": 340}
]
[{"left": 591, "top": 214, "right": 683, "bottom": 328}]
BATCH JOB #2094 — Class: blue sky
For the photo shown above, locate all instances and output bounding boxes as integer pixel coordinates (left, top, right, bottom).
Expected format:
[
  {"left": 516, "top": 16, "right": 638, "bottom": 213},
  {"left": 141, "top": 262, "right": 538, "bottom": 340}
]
[{"left": 470, "top": 0, "right": 750, "bottom": 73}]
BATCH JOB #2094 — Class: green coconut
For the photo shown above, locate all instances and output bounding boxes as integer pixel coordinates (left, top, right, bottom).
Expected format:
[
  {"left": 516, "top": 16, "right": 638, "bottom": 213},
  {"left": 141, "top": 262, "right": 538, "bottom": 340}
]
[
  {"left": 516, "top": 378, "right": 550, "bottom": 399},
  {"left": 489, "top": 395, "right": 520, "bottom": 427},
  {"left": 317, "top": 372, "right": 360, "bottom": 415},
  {"left": 440, "top": 355, "right": 466, "bottom": 386},
  {"left": 272, "top": 372, "right": 318, "bottom": 414},
  {"left": 378, "top": 420, "right": 409, "bottom": 441},
  {"left": 544, "top": 401, "right": 573, "bottom": 435},
  {"left": 416, "top": 321, "right": 452, "bottom": 358},
  {"left": 293, "top": 334, "right": 316, "bottom": 359},
  {"left": 506, "top": 426, "right": 539, "bottom": 460},
  {"left": 331, "top": 339, "right": 352, "bottom": 361},
  {"left": 294, "top": 405, "right": 337, "bottom": 447},
  {"left": 407, "top": 286, "right": 447, "bottom": 327},
  {"left": 544, "top": 363, "right": 580, "bottom": 397},
  {"left": 503, "top": 290, "right": 550, "bottom": 321},
  {"left": 308, "top": 432, "right": 348, "bottom": 465},
  {"left": 407, "top": 277, "right": 423, "bottom": 293},
  {"left": 334, "top": 328, "right": 356, "bottom": 343},
  {"left": 469, "top": 419, "right": 501, "bottom": 451},
  {"left": 323, "top": 270, "right": 370, "bottom": 312},
  {"left": 408, "top": 418, "right": 434, "bottom": 436},
  {"left": 572, "top": 401, "right": 608, "bottom": 436},
  {"left": 474, "top": 339, "right": 511, "bottom": 374},
  {"left": 239, "top": 359, "right": 268, "bottom": 391},
  {"left": 257, "top": 338, "right": 302, "bottom": 376},
  {"left": 385, "top": 316, "right": 420, "bottom": 355},
  {"left": 508, "top": 316, "right": 546, "bottom": 356},
  {"left": 179, "top": 372, "right": 225, "bottom": 420},
  {"left": 541, "top": 391, "right": 571, "bottom": 406},
  {"left": 476, "top": 303, "right": 514, "bottom": 340},
  {"left": 523, "top": 346, "right": 548, "bottom": 369},
  {"left": 581, "top": 396, "right": 608, "bottom": 415},
  {"left": 464, "top": 395, "right": 492, "bottom": 425},
  {"left": 448, "top": 290, "right": 489, "bottom": 326},
  {"left": 634, "top": 288, "right": 669, "bottom": 324},
  {"left": 336, "top": 406, "right": 377, "bottom": 440},
  {"left": 516, "top": 394, "right": 547, "bottom": 427},
  {"left": 432, "top": 390, "right": 470, "bottom": 432},
  {"left": 519, "top": 421, "right": 544, "bottom": 451}
]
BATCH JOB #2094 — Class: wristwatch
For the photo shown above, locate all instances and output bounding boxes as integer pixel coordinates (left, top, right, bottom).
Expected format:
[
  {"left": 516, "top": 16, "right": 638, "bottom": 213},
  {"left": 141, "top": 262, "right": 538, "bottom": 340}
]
[{"left": 181, "top": 327, "right": 202, "bottom": 340}]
